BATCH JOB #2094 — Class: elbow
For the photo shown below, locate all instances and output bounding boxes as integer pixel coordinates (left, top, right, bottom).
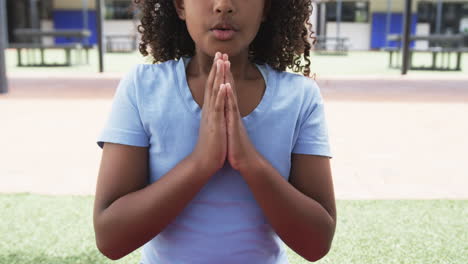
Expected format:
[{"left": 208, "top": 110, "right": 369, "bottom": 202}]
[
  {"left": 94, "top": 219, "right": 127, "bottom": 260},
  {"left": 303, "top": 223, "right": 336, "bottom": 262},
  {"left": 303, "top": 243, "right": 332, "bottom": 262},
  {"left": 304, "top": 215, "right": 336, "bottom": 262},
  {"left": 95, "top": 237, "right": 126, "bottom": 260}
]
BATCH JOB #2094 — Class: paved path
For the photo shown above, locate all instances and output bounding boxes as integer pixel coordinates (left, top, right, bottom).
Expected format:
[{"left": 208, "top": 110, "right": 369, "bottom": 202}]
[{"left": 1, "top": 74, "right": 467, "bottom": 199}]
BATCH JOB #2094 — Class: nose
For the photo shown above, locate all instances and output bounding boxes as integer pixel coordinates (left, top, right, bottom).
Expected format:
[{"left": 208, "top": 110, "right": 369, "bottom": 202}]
[{"left": 214, "top": 0, "right": 235, "bottom": 14}]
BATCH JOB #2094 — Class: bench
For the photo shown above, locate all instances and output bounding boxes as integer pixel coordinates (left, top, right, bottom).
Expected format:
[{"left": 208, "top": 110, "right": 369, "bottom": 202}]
[
  {"left": 385, "top": 34, "right": 466, "bottom": 71},
  {"left": 383, "top": 46, "right": 467, "bottom": 71},
  {"left": 105, "top": 34, "right": 137, "bottom": 53},
  {"left": 313, "top": 36, "right": 350, "bottom": 56},
  {"left": 13, "top": 29, "right": 91, "bottom": 67},
  {"left": 10, "top": 43, "right": 89, "bottom": 67}
]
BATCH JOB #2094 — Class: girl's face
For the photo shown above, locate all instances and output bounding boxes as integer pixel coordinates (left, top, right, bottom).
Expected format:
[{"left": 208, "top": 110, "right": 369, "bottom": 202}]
[{"left": 174, "top": 0, "right": 268, "bottom": 58}]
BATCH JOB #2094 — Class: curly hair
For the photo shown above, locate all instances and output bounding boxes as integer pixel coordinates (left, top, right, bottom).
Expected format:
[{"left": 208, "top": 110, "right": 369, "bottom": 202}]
[{"left": 133, "top": 0, "right": 315, "bottom": 76}]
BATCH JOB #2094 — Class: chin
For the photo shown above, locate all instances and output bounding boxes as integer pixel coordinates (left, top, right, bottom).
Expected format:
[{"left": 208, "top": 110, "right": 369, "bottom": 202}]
[{"left": 206, "top": 45, "right": 244, "bottom": 58}]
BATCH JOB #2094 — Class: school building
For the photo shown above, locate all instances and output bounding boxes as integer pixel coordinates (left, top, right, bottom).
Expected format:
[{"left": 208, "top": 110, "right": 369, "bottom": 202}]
[
  {"left": 5, "top": 0, "right": 468, "bottom": 50},
  {"left": 6, "top": 0, "right": 139, "bottom": 46},
  {"left": 311, "top": 0, "right": 468, "bottom": 50}
]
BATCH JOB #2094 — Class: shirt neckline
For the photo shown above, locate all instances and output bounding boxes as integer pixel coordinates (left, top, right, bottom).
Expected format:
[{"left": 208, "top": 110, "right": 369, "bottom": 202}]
[{"left": 175, "top": 56, "right": 276, "bottom": 129}]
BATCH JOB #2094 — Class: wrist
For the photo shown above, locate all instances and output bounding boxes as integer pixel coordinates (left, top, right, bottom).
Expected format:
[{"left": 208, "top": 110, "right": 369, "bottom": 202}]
[
  {"left": 237, "top": 152, "right": 266, "bottom": 176},
  {"left": 188, "top": 152, "right": 222, "bottom": 177}
]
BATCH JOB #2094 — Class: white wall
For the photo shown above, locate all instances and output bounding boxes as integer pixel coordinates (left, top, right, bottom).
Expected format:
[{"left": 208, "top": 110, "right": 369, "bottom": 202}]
[
  {"left": 40, "top": 20, "right": 54, "bottom": 45},
  {"left": 460, "top": 17, "right": 468, "bottom": 33},
  {"left": 308, "top": 2, "right": 319, "bottom": 45},
  {"left": 53, "top": 0, "right": 95, "bottom": 10},
  {"left": 104, "top": 20, "right": 138, "bottom": 35},
  {"left": 326, "top": 22, "right": 371, "bottom": 50},
  {"left": 310, "top": 2, "right": 319, "bottom": 34},
  {"left": 103, "top": 20, "right": 140, "bottom": 51},
  {"left": 415, "top": 23, "right": 430, "bottom": 50}
]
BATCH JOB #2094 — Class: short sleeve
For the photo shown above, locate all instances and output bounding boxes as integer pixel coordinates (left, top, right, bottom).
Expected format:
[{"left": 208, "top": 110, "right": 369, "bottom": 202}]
[
  {"left": 96, "top": 65, "right": 149, "bottom": 149},
  {"left": 292, "top": 78, "right": 332, "bottom": 158}
]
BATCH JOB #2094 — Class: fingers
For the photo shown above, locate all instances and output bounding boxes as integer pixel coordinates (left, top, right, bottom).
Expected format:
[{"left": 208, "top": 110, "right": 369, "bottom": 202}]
[
  {"left": 226, "top": 83, "right": 239, "bottom": 117},
  {"left": 222, "top": 54, "right": 231, "bottom": 85},
  {"left": 215, "top": 84, "right": 226, "bottom": 120},
  {"left": 224, "top": 61, "right": 233, "bottom": 85},
  {"left": 211, "top": 59, "right": 225, "bottom": 107},
  {"left": 207, "top": 52, "right": 220, "bottom": 88},
  {"left": 219, "top": 54, "right": 239, "bottom": 117},
  {"left": 204, "top": 52, "right": 221, "bottom": 108},
  {"left": 203, "top": 52, "right": 236, "bottom": 116},
  {"left": 224, "top": 60, "right": 238, "bottom": 100}
]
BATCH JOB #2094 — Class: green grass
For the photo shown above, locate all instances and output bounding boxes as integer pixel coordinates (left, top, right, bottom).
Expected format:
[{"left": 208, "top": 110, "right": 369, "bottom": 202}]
[
  {"left": 5, "top": 48, "right": 468, "bottom": 77},
  {"left": 0, "top": 194, "right": 466, "bottom": 264}
]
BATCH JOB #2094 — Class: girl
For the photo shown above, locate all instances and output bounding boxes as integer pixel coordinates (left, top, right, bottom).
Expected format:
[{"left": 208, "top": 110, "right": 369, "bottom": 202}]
[{"left": 93, "top": 0, "right": 336, "bottom": 263}]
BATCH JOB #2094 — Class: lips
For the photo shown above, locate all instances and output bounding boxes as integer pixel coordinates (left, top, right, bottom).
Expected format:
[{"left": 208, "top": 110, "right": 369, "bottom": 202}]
[
  {"left": 211, "top": 22, "right": 238, "bottom": 41},
  {"left": 211, "top": 29, "right": 236, "bottom": 41}
]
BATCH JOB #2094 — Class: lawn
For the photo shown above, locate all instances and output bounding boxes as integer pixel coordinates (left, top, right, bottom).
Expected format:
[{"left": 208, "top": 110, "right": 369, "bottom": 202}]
[
  {"left": 5, "top": 48, "right": 468, "bottom": 77},
  {"left": 0, "top": 194, "right": 466, "bottom": 264}
]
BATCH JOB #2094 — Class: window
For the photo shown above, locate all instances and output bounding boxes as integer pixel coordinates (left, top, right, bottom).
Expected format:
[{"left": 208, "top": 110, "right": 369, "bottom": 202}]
[
  {"left": 442, "top": 3, "right": 464, "bottom": 34},
  {"left": 39, "top": 0, "right": 53, "bottom": 20},
  {"left": 417, "top": 1, "right": 434, "bottom": 23},
  {"left": 326, "top": 1, "right": 369, "bottom": 23},
  {"left": 418, "top": 2, "right": 467, "bottom": 34},
  {"left": 105, "top": 0, "right": 136, "bottom": 20}
]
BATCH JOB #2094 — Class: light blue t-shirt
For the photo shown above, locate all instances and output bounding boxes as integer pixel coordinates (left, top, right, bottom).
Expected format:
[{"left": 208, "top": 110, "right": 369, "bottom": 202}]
[{"left": 97, "top": 57, "right": 332, "bottom": 264}]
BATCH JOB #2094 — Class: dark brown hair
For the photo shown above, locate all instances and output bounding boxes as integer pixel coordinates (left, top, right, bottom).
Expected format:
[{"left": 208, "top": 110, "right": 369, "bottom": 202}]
[{"left": 134, "top": 0, "right": 315, "bottom": 76}]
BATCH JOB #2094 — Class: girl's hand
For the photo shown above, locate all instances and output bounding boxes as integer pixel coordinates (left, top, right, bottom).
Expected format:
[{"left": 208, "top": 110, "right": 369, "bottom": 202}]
[
  {"left": 223, "top": 59, "right": 260, "bottom": 172},
  {"left": 192, "top": 52, "right": 228, "bottom": 173}
]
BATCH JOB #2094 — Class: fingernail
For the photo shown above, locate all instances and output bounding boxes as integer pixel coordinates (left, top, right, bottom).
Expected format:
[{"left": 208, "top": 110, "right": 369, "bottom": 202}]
[
  {"left": 214, "top": 52, "right": 220, "bottom": 61},
  {"left": 220, "top": 83, "right": 225, "bottom": 90}
]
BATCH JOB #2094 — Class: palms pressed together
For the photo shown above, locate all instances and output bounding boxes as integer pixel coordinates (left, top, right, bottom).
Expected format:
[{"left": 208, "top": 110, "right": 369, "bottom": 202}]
[{"left": 200, "top": 52, "right": 260, "bottom": 172}]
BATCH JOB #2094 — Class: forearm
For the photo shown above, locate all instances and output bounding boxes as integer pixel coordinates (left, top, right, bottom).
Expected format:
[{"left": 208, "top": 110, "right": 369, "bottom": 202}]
[
  {"left": 239, "top": 156, "right": 336, "bottom": 262},
  {"left": 95, "top": 154, "right": 214, "bottom": 260}
]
